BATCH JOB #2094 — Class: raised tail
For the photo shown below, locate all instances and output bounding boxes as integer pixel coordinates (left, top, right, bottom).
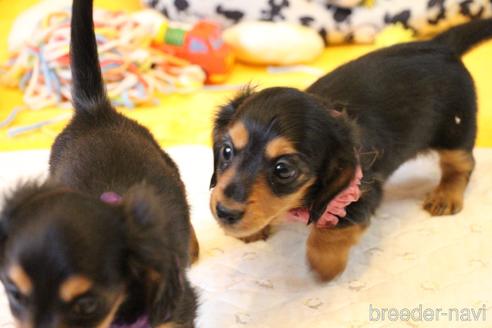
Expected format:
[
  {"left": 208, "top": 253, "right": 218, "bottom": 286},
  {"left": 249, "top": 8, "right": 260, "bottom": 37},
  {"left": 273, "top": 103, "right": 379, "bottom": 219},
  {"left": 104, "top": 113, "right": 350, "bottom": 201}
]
[
  {"left": 70, "top": 0, "right": 111, "bottom": 114},
  {"left": 433, "top": 18, "right": 492, "bottom": 56}
]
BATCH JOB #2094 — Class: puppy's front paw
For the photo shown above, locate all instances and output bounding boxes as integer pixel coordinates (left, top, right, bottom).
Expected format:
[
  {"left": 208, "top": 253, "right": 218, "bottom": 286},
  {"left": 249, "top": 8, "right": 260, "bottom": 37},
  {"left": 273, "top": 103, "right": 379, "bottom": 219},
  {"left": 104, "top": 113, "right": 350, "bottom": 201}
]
[
  {"left": 238, "top": 225, "right": 271, "bottom": 243},
  {"left": 307, "top": 249, "right": 348, "bottom": 282},
  {"left": 423, "top": 189, "right": 463, "bottom": 216},
  {"left": 306, "top": 225, "right": 365, "bottom": 282}
]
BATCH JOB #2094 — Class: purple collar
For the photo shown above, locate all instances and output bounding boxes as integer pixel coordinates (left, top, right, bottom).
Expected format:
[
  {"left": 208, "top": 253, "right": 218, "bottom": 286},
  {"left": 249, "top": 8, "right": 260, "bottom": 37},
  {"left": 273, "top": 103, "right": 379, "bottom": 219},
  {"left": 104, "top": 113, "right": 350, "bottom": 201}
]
[
  {"left": 100, "top": 191, "right": 123, "bottom": 204},
  {"left": 110, "top": 316, "right": 149, "bottom": 328}
]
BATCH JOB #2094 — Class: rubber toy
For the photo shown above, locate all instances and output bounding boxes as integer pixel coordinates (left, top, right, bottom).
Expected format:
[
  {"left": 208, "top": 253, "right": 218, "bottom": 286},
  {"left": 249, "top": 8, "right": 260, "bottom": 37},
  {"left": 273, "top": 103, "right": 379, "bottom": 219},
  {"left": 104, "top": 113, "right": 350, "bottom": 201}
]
[{"left": 133, "top": 10, "right": 234, "bottom": 84}]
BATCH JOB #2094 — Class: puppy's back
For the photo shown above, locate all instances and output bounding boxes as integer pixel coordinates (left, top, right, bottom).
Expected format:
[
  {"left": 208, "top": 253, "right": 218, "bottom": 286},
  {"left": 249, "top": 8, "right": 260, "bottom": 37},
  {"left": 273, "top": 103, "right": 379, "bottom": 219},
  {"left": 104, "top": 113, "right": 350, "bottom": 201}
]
[{"left": 50, "top": 0, "right": 182, "bottom": 197}]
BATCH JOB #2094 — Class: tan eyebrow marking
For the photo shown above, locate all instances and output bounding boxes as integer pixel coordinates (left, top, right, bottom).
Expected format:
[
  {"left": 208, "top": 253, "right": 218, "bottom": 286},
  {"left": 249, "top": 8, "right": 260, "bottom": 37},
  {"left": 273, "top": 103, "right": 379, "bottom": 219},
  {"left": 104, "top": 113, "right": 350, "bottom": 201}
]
[
  {"left": 265, "top": 137, "right": 297, "bottom": 159},
  {"left": 229, "top": 121, "right": 249, "bottom": 149},
  {"left": 8, "top": 265, "right": 33, "bottom": 296},
  {"left": 59, "top": 275, "right": 93, "bottom": 302}
]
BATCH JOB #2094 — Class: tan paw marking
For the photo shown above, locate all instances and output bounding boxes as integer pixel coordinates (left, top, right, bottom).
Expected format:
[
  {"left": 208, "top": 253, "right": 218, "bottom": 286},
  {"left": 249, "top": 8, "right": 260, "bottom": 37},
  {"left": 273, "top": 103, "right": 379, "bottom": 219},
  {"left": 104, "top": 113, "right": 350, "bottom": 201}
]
[
  {"left": 423, "top": 149, "right": 474, "bottom": 217},
  {"left": 423, "top": 189, "right": 463, "bottom": 216}
]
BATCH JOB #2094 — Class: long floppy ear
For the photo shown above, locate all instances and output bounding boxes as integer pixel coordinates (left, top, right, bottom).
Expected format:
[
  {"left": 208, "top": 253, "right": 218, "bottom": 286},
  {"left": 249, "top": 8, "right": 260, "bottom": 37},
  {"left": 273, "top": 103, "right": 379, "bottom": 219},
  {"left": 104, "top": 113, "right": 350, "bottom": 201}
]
[
  {"left": 0, "top": 181, "right": 54, "bottom": 265},
  {"left": 306, "top": 111, "right": 359, "bottom": 224},
  {"left": 0, "top": 217, "right": 7, "bottom": 266},
  {"left": 123, "top": 184, "right": 188, "bottom": 326},
  {"left": 308, "top": 156, "right": 357, "bottom": 223},
  {"left": 0, "top": 198, "right": 11, "bottom": 265},
  {"left": 210, "top": 86, "right": 255, "bottom": 188}
]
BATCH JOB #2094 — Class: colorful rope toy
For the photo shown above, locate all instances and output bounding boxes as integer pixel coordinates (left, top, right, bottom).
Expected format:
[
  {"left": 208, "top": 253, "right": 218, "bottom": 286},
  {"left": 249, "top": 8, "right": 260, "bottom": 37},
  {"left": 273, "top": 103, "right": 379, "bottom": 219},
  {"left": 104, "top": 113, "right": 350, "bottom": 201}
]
[{"left": 0, "top": 8, "right": 206, "bottom": 111}]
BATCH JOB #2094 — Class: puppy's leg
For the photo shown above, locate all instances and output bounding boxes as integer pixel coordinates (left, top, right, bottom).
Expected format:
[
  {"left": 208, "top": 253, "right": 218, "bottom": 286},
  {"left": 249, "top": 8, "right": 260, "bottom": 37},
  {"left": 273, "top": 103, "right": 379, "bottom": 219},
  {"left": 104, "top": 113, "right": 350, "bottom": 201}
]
[
  {"left": 238, "top": 224, "right": 271, "bottom": 243},
  {"left": 423, "top": 149, "right": 475, "bottom": 216},
  {"left": 307, "top": 179, "right": 381, "bottom": 281},
  {"left": 307, "top": 224, "right": 366, "bottom": 281},
  {"left": 188, "top": 226, "right": 199, "bottom": 264}
]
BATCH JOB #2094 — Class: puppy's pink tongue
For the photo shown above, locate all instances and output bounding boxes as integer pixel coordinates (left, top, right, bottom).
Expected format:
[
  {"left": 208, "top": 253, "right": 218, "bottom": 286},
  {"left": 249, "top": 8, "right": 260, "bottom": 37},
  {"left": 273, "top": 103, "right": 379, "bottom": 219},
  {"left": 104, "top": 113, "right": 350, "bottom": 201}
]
[{"left": 287, "top": 165, "right": 363, "bottom": 229}]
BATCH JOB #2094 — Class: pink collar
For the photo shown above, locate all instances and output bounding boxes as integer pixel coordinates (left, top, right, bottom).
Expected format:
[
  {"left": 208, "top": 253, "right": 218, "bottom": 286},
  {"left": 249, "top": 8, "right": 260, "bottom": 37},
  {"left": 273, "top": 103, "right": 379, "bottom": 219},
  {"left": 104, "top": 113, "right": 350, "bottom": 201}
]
[
  {"left": 100, "top": 191, "right": 123, "bottom": 204},
  {"left": 110, "top": 316, "right": 149, "bottom": 328},
  {"left": 287, "top": 165, "right": 363, "bottom": 229}
]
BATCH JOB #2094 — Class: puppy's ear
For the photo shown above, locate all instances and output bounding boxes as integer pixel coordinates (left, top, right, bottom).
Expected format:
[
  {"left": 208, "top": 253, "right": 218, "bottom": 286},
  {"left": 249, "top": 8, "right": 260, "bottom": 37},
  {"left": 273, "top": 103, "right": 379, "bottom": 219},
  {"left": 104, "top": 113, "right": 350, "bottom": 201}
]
[
  {"left": 0, "top": 217, "right": 7, "bottom": 266},
  {"left": 306, "top": 113, "right": 359, "bottom": 223},
  {"left": 0, "top": 181, "right": 47, "bottom": 265},
  {"left": 210, "top": 86, "right": 255, "bottom": 188},
  {"left": 0, "top": 201, "right": 10, "bottom": 253},
  {"left": 123, "top": 184, "right": 186, "bottom": 326},
  {"left": 213, "top": 86, "right": 255, "bottom": 132},
  {"left": 308, "top": 158, "right": 357, "bottom": 223}
]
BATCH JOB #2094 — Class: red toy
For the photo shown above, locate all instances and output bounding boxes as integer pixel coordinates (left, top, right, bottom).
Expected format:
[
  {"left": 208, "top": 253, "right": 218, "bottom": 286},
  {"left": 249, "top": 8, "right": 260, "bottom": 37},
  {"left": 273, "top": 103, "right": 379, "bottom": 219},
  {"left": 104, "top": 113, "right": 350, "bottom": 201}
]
[{"left": 153, "top": 20, "right": 234, "bottom": 84}]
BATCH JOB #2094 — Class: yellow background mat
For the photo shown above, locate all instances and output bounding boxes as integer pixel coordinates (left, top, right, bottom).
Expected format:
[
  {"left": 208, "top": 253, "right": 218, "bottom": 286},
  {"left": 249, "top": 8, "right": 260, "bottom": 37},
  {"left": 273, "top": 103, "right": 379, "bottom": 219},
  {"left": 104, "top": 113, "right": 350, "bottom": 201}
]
[{"left": 1, "top": 0, "right": 491, "bottom": 151}]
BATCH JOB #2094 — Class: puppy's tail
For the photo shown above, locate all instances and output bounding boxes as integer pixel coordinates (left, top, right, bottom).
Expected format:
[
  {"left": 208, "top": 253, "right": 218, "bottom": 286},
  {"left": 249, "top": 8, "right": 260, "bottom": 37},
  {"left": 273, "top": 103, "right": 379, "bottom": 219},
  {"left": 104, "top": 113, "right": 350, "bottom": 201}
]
[
  {"left": 70, "top": 0, "right": 112, "bottom": 115},
  {"left": 433, "top": 18, "right": 492, "bottom": 56}
]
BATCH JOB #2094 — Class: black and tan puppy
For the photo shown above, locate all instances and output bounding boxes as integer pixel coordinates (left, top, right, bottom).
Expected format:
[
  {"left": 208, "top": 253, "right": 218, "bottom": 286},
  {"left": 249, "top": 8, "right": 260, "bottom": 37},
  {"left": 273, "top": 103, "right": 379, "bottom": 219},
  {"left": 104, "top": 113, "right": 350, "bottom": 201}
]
[
  {"left": 0, "top": 0, "right": 198, "bottom": 327},
  {"left": 210, "top": 19, "right": 492, "bottom": 281}
]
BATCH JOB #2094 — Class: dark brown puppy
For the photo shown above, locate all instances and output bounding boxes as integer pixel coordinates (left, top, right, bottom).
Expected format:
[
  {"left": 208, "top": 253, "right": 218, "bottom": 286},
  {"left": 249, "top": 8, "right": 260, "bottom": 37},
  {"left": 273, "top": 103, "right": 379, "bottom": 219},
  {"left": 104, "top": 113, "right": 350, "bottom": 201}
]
[
  {"left": 210, "top": 19, "right": 492, "bottom": 281},
  {"left": 0, "top": 0, "right": 198, "bottom": 327}
]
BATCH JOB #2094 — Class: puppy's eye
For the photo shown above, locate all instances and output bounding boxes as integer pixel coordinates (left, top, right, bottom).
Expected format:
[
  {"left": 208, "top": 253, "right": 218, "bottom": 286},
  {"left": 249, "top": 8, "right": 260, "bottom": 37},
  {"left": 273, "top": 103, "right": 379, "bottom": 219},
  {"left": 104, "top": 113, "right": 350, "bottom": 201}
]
[
  {"left": 7, "top": 285, "right": 26, "bottom": 306},
  {"left": 273, "top": 160, "right": 298, "bottom": 183},
  {"left": 221, "top": 144, "right": 234, "bottom": 162},
  {"left": 72, "top": 296, "right": 99, "bottom": 317},
  {"left": 10, "top": 289, "right": 22, "bottom": 302}
]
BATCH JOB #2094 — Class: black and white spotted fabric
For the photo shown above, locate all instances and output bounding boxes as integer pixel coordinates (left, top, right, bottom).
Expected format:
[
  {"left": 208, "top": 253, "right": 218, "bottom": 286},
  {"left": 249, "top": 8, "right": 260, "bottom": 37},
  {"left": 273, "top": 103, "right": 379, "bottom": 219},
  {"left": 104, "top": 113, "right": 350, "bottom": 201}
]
[{"left": 143, "top": 0, "right": 492, "bottom": 44}]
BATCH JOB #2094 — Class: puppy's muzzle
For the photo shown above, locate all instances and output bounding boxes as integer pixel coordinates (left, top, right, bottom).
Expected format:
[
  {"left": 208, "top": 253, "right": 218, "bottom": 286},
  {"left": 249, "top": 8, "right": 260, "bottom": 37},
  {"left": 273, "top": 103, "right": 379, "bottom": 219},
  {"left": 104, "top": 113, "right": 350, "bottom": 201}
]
[{"left": 216, "top": 203, "right": 244, "bottom": 224}]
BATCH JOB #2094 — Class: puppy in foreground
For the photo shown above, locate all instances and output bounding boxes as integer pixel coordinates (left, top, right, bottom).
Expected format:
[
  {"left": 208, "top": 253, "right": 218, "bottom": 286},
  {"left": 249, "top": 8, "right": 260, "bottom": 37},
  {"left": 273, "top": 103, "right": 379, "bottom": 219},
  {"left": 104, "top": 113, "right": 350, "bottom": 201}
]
[
  {"left": 0, "top": 0, "right": 198, "bottom": 327},
  {"left": 210, "top": 19, "right": 492, "bottom": 281}
]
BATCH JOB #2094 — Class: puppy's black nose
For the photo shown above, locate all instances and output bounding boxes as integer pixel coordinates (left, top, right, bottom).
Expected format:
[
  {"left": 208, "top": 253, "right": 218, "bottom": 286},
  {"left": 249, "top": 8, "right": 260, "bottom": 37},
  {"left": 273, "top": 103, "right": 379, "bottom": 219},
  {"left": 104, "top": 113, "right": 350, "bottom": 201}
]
[{"left": 216, "top": 203, "right": 244, "bottom": 224}]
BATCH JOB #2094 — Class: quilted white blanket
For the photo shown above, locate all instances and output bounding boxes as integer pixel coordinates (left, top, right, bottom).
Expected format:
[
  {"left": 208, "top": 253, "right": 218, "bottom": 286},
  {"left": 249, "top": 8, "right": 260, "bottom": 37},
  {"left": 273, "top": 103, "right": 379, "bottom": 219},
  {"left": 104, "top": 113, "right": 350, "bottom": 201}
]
[{"left": 1, "top": 146, "right": 491, "bottom": 328}]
